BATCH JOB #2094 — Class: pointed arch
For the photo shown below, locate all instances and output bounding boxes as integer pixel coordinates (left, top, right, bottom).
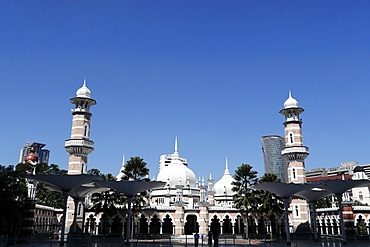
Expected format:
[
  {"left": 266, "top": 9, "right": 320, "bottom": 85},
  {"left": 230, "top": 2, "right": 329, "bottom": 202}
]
[{"left": 162, "top": 214, "right": 174, "bottom": 234}]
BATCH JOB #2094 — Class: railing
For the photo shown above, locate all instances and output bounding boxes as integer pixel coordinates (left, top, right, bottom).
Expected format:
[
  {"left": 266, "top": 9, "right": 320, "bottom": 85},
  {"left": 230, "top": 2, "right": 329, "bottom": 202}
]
[
  {"left": 65, "top": 139, "right": 94, "bottom": 148},
  {"left": 281, "top": 146, "right": 309, "bottom": 155}
]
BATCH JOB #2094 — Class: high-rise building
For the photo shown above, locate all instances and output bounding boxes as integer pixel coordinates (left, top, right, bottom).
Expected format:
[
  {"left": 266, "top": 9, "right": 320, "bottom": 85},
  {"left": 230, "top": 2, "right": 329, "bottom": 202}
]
[
  {"left": 19, "top": 141, "right": 50, "bottom": 164},
  {"left": 261, "top": 135, "right": 287, "bottom": 182}
]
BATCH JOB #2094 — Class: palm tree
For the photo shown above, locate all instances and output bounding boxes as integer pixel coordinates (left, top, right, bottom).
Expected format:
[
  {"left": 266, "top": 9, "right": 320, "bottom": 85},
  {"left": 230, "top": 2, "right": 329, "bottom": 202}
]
[
  {"left": 120, "top": 156, "right": 149, "bottom": 181},
  {"left": 88, "top": 170, "right": 120, "bottom": 235},
  {"left": 120, "top": 156, "right": 150, "bottom": 238},
  {"left": 255, "top": 173, "right": 284, "bottom": 237},
  {"left": 120, "top": 157, "right": 150, "bottom": 208},
  {"left": 231, "top": 163, "right": 258, "bottom": 238}
]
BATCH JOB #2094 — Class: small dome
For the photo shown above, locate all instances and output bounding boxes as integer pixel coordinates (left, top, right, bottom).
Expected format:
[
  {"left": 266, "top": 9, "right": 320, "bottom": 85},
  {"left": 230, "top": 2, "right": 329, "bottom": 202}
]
[
  {"left": 25, "top": 146, "right": 38, "bottom": 163},
  {"left": 76, "top": 79, "right": 91, "bottom": 98},
  {"left": 214, "top": 160, "right": 235, "bottom": 196},
  {"left": 284, "top": 91, "right": 298, "bottom": 109},
  {"left": 353, "top": 166, "right": 365, "bottom": 173}
]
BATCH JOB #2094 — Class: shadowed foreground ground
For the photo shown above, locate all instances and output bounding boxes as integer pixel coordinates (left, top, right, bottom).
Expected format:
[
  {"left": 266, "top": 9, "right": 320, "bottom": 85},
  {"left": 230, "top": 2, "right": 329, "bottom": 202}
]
[{"left": 3, "top": 235, "right": 370, "bottom": 247}]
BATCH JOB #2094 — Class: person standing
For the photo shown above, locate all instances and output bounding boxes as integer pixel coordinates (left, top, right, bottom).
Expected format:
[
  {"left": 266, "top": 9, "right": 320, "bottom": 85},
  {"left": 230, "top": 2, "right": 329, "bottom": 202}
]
[
  {"left": 208, "top": 231, "right": 213, "bottom": 246},
  {"left": 194, "top": 232, "right": 200, "bottom": 247},
  {"left": 213, "top": 230, "right": 219, "bottom": 247}
]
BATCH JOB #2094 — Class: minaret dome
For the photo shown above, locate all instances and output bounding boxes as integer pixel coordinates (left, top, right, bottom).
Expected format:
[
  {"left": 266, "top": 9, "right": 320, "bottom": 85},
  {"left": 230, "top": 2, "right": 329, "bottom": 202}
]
[
  {"left": 283, "top": 91, "right": 299, "bottom": 109},
  {"left": 76, "top": 79, "right": 91, "bottom": 98}
]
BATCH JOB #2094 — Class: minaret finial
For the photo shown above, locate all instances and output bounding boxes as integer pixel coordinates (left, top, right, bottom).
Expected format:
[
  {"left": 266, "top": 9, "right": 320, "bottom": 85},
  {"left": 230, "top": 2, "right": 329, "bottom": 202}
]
[
  {"left": 289, "top": 90, "right": 292, "bottom": 98},
  {"left": 83, "top": 78, "right": 87, "bottom": 87}
]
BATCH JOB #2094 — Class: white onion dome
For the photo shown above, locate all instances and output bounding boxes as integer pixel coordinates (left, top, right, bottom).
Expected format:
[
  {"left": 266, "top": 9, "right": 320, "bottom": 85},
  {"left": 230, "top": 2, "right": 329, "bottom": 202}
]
[
  {"left": 156, "top": 161, "right": 197, "bottom": 187},
  {"left": 214, "top": 160, "right": 235, "bottom": 196},
  {"left": 156, "top": 139, "right": 197, "bottom": 187},
  {"left": 284, "top": 91, "right": 298, "bottom": 109},
  {"left": 76, "top": 79, "right": 91, "bottom": 98}
]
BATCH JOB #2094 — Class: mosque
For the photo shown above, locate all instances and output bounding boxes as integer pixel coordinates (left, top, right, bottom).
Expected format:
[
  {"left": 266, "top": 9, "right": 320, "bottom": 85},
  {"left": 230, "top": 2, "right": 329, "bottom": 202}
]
[
  {"left": 61, "top": 81, "right": 261, "bottom": 237},
  {"left": 56, "top": 81, "right": 370, "bottom": 239},
  {"left": 63, "top": 81, "right": 306, "bottom": 238}
]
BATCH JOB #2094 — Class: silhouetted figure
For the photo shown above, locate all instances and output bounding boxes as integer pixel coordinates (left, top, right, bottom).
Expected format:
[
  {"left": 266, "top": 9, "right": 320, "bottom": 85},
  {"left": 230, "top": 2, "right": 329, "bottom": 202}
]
[
  {"left": 194, "top": 232, "right": 200, "bottom": 247},
  {"left": 208, "top": 231, "right": 213, "bottom": 246},
  {"left": 213, "top": 230, "right": 219, "bottom": 247}
]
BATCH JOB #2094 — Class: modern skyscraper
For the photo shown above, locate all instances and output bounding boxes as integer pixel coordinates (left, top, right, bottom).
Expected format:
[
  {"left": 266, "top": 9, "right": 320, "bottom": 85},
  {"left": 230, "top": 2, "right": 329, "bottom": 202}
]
[
  {"left": 19, "top": 141, "right": 50, "bottom": 164},
  {"left": 261, "top": 135, "right": 287, "bottom": 182}
]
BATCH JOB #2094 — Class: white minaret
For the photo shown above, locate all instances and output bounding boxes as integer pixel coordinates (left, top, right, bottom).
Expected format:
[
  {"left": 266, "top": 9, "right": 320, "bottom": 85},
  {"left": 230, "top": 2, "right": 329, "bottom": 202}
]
[
  {"left": 65, "top": 79, "right": 96, "bottom": 174},
  {"left": 64, "top": 79, "right": 96, "bottom": 233},
  {"left": 279, "top": 91, "right": 309, "bottom": 230},
  {"left": 280, "top": 91, "right": 309, "bottom": 183}
]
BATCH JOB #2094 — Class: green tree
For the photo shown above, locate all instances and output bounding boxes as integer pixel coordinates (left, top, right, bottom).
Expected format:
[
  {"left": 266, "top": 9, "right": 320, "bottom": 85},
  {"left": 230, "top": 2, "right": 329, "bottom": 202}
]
[
  {"left": 16, "top": 162, "right": 67, "bottom": 208},
  {"left": 231, "top": 163, "right": 258, "bottom": 238},
  {"left": 101, "top": 173, "right": 117, "bottom": 181},
  {"left": 120, "top": 156, "right": 149, "bottom": 181},
  {"left": 255, "top": 173, "right": 284, "bottom": 237},
  {"left": 0, "top": 165, "right": 27, "bottom": 236},
  {"left": 120, "top": 157, "right": 150, "bottom": 207},
  {"left": 256, "top": 173, "right": 283, "bottom": 218},
  {"left": 87, "top": 169, "right": 120, "bottom": 235},
  {"left": 87, "top": 168, "right": 102, "bottom": 176},
  {"left": 317, "top": 196, "right": 334, "bottom": 208}
]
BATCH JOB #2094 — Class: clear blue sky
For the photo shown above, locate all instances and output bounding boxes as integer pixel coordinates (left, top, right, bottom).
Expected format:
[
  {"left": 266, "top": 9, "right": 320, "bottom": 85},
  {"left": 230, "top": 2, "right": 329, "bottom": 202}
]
[{"left": 1, "top": 0, "right": 370, "bottom": 182}]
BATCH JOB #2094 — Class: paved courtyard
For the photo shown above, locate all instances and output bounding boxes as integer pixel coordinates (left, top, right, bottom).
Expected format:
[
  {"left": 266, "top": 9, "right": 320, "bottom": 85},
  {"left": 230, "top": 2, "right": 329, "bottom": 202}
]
[{"left": 3, "top": 236, "right": 370, "bottom": 247}]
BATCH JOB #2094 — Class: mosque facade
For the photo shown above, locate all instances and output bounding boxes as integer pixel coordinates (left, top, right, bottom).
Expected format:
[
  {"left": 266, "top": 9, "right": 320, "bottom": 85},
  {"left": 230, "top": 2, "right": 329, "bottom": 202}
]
[
  {"left": 67, "top": 81, "right": 280, "bottom": 237},
  {"left": 61, "top": 81, "right": 370, "bottom": 239}
]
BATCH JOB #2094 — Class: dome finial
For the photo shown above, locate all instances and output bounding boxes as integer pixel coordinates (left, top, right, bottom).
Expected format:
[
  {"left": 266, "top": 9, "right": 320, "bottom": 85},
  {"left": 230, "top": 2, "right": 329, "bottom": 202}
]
[
  {"left": 284, "top": 90, "right": 298, "bottom": 109},
  {"left": 76, "top": 78, "right": 91, "bottom": 98},
  {"left": 224, "top": 157, "right": 230, "bottom": 175},
  {"left": 175, "top": 136, "right": 178, "bottom": 153},
  {"left": 122, "top": 154, "right": 125, "bottom": 167},
  {"left": 173, "top": 136, "right": 179, "bottom": 157},
  {"left": 116, "top": 154, "right": 125, "bottom": 181}
]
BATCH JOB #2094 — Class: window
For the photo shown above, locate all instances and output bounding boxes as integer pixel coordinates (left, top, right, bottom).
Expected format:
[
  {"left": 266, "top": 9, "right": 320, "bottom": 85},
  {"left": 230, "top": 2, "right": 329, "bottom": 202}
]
[
  {"left": 295, "top": 205, "right": 299, "bottom": 217},
  {"left": 359, "top": 191, "right": 364, "bottom": 201},
  {"left": 78, "top": 203, "right": 82, "bottom": 215},
  {"left": 83, "top": 124, "right": 89, "bottom": 138},
  {"left": 292, "top": 168, "right": 296, "bottom": 179},
  {"left": 289, "top": 133, "right": 294, "bottom": 144}
]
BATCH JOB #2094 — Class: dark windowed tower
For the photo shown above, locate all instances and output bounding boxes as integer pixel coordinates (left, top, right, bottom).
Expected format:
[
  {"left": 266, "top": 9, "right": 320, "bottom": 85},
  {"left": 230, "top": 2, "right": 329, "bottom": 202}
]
[
  {"left": 261, "top": 135, "right": 288, "bottom": 182},
  {"left": 19, "top": 141, "right": 50, "bottom": 164}
]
